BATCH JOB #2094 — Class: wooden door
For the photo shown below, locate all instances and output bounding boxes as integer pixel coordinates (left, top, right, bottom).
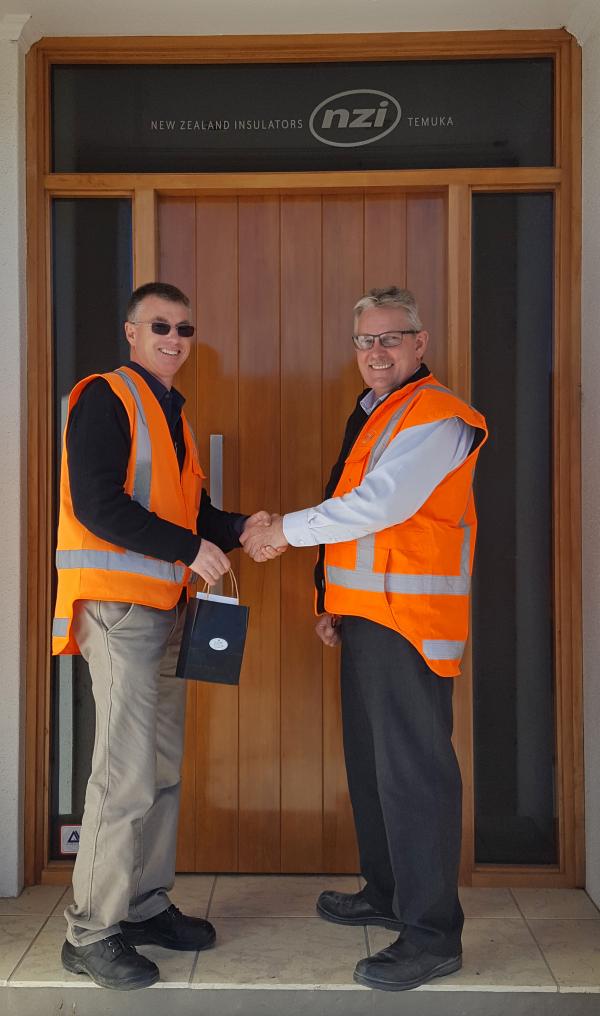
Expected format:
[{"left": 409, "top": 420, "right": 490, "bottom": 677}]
[{"left": 158, "top": 190, "right": 447, "bottom": 872}]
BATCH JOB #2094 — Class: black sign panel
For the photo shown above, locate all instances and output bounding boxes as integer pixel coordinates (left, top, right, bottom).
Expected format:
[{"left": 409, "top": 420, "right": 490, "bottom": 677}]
[{"left": 52, "top": 59, "right": 553, "bottom": 173}]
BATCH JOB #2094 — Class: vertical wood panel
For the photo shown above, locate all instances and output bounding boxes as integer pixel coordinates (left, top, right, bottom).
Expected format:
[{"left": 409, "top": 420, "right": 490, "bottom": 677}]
[
  {"left": 133, "top": 189, "right": 157, "bottom": 287},
  {"left": 554, "top": 37, "right": 584, "bottom": 886},
  {"left": 280, "top": 196, "right": 324, "bottom": 871},
  {"left": 406, "top": 194, "right": 447, "bottom": 383},
  {"left": 157, "top": 197, "right": 198, "bottom": 872},
  {"left": 447, "top": 184, "right": 474, "bottom": 885},
  {"left": 25, "top": 44, "right": 53, "bottom": 884},
  {"left": 194, "top": 198, "right": 241, "bottom": 871},
  {"left": 322, "top": 194, "right": 364, "bottom": 872},
  {"left": 238, "top": 196, "right": 282, "bottom": 871},
  {"left": 364, "top": 193, "right": 407, "bottom": 291},
  {"left": 157, "top": 197, "right": 198, "bottom": 424}
]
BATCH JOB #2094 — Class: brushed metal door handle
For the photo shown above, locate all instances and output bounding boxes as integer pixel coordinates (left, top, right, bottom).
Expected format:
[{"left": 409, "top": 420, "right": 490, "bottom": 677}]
[{"left": 209, "top": 434, "right": 224, "bottom": 594}]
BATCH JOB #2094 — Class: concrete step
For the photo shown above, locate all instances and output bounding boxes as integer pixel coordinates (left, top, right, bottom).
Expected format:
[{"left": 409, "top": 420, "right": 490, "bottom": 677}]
[
  {"left": 2, "top": 983, "right": 600, "bottom": 1016},
  {"left": 2, "top": 880, "right": 600, "bottom": 1016}
]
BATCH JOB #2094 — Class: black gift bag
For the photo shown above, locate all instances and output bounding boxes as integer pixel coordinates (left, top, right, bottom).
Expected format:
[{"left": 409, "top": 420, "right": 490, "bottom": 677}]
[{"left": 176, "top": 571, "right": 249, "bottom": 685}]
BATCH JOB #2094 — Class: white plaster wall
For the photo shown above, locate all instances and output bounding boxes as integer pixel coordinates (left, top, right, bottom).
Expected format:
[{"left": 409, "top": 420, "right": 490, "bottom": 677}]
[
  {"left": 576, "top": 12, "right": 600, "bottom": 909},
  {"left": 0, "top": 0, "right": 570, "bottom": 39},
  {"left": 0, "top": 36, "right": 26, "bottom": 897}
]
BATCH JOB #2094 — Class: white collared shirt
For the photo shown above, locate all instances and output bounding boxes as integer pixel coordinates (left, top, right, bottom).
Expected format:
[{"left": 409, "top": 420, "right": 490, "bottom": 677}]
[{"left": 282, "top": 392, "right": 476, "bottom": 548}]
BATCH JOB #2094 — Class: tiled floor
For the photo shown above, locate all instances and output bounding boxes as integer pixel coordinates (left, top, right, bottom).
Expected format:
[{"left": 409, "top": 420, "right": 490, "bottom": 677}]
[{"left": 1, "top": 876, "right": 599, "bottom": 996}]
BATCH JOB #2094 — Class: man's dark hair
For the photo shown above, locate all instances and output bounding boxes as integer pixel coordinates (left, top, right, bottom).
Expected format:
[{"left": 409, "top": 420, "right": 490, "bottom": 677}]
[{"left": 126, "top": 282, "right": 191, "bottom": 322}]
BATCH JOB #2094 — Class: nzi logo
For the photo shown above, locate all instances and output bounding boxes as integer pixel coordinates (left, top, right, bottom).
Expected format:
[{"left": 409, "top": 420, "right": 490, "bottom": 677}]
[{"left": 309, "top": 89, "right": 401, "bottom": 148}]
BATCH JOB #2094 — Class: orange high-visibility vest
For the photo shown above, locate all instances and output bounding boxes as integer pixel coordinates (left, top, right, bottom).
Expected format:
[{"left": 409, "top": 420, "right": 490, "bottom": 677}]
[
  {"left": 52, "top": 366, "right": 204, "bottom": 655},
  {"left": 324, "top": 374, "right": 488, "bottom": 677}
]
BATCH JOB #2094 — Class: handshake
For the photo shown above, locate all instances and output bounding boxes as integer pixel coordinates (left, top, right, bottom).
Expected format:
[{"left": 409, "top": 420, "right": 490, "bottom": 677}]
[
  {"left": 187, "top": 512, "right": 341, "bottom": 647},
  {"left": 188, "top": 511, "right": 288, "bottom": 586},
  {"left": 240, "top": 510, "right": 289, "bottom": 562}
]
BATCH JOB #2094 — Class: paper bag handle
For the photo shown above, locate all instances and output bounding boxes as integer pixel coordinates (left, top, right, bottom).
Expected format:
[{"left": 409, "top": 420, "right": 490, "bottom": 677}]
[{"left": 202, "top": 567, "right": 239, "bottom": 603}]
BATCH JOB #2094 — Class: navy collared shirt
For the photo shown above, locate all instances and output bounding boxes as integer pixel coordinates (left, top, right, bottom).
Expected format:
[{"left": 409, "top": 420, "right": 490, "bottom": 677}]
[{"left": 127, "top": 361, "right": 186, "bottom": 472}]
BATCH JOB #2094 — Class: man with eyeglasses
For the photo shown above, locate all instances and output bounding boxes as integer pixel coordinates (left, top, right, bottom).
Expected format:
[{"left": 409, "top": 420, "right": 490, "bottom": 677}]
[
  {"left": 241, "top": 286, "right": 487, "bottom": 991},
  {"left": 53, "top": 281, "right": 271, "bottom": 990}
]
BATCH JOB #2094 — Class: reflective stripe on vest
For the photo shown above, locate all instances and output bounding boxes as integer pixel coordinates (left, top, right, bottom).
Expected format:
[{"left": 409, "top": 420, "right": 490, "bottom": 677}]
[
  {"left": 367, "top": 384, "right": 449, "bottom": 472},
  {"left": 329, "top": 514, "right": 471, "bottom": 596},
  {"left": 55, "top": 548, "right": 186, "bottom": 584},
  {"left": 52, "top": 617, "right": 69, "bottom": 637},
  {"left": 327, "top": 386, "right": 473, "bottom": 599},
  {"left": 423, "top": 638, "right": 466, "bottom": 660},
  {"left": 113, "top": 368, "right": 152, "bottom": 509},
  {"left": 56, "top": 372, "right": 185, "bottom": 587}
]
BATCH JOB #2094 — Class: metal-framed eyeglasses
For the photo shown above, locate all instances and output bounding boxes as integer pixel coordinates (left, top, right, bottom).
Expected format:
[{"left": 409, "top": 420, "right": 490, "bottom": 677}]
[
  {"left": 129, "top": 319, "right": 196, "bottom": 339},
  {"left": 352, "top": 329, "right": 419, "bottom": 350}
]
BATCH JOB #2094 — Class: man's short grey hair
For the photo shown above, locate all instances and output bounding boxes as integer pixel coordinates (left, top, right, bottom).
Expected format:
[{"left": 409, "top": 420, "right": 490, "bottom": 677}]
[{"left": 353, "top": 287, "right": 423, "bottom": 331}]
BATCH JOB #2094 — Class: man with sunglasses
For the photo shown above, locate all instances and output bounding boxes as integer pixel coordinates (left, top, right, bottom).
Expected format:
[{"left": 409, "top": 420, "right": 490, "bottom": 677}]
[
  {"left": 53, "top": 281, "right": 269, "bottom": 990},
  {"left": 242, "top": 286, "right": 487, "bottom": 992}
]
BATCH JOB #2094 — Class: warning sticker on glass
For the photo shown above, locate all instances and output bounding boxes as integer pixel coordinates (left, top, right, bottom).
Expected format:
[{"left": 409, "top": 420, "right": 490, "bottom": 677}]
[{"left": 60, "top": 825, "right": 81, "bottom": 854}]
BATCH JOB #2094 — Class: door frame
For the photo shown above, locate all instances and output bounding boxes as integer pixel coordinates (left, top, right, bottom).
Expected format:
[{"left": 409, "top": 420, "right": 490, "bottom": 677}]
[{"left": 25, "top": 29, "right": 582, "bottom": 888}]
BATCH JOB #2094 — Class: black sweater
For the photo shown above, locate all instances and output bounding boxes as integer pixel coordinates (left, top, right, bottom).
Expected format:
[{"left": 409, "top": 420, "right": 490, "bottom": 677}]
[{"left": 66, "top": 362, "right": 246, "bottom": 565}]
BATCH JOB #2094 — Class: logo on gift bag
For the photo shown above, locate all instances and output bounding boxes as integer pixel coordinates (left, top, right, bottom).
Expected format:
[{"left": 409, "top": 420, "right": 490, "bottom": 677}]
[{"left": 209, "top": 637, "right": 229, "bottom": 651}]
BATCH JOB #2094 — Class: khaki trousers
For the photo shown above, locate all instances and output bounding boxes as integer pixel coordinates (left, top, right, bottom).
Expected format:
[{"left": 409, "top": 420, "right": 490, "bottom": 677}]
[{"left": 65, "top": 598, "right": 187, "bottom": 946}]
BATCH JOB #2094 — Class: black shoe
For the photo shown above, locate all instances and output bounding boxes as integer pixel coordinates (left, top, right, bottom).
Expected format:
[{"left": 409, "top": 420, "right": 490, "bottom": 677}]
[
  {"left": 121, "top": 904, "right": 216, "bottom": 952},
  {"left": 353, "top": 934, "right": 462, "bottom": 991},
  {"left": 316, "top": 890, "right": 403, "bottom": 931},
  {"left": 61, "top": 934, "right": 159, "bottom": 990}
]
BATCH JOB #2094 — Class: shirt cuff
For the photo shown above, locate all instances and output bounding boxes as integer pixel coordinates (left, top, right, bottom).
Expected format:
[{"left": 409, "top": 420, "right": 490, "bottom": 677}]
[
  {"left": 282, "top": 509, "right": 320, "bottom": 547},
  {"left": 232, "top": 515, "right": 249, "bottom": 538}
]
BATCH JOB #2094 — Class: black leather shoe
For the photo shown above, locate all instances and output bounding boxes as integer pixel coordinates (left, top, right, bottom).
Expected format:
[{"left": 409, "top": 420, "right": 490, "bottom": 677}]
[
  {"left": 316, "top": 890, "right": 403, "bottom": 931},
  {"left": 121, "top": 905, "right": 216, "bottom": 952},
  {"left": 354, "top": 934, "right": 462, "bottom": 991},
  {"left": 61, "top": 934, "right": 159, "bottom": 990}
]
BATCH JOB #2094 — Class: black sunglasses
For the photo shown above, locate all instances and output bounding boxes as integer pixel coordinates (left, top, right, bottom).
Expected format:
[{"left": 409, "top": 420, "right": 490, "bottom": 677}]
[{"left": 130, "top": 319, "right": 195, "bottom": 339}]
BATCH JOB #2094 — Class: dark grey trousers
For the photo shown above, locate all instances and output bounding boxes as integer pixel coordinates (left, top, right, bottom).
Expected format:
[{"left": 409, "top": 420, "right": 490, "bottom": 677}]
[{"left": 340, "top": 615, "right": 464, "bottom": 956}]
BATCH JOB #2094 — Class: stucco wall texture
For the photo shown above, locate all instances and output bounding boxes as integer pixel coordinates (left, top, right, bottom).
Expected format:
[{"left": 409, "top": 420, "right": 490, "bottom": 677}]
[
  {"left": 581, "top": 17, "right": 600, "bottom": 909},
  {"left": 0, "top": 37, "right": 26, "bottom": 897}
]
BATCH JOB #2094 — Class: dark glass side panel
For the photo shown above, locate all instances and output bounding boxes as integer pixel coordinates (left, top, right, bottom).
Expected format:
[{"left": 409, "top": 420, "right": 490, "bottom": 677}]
[
  {"left": 50, "top": 198, "right": 132, "bottom": 859},
  {"left": 471, "top": 193, "right": 556, "bottom": 865},
  {"left": 52, "top": 59, "right": 553, "bottom": 173}
]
